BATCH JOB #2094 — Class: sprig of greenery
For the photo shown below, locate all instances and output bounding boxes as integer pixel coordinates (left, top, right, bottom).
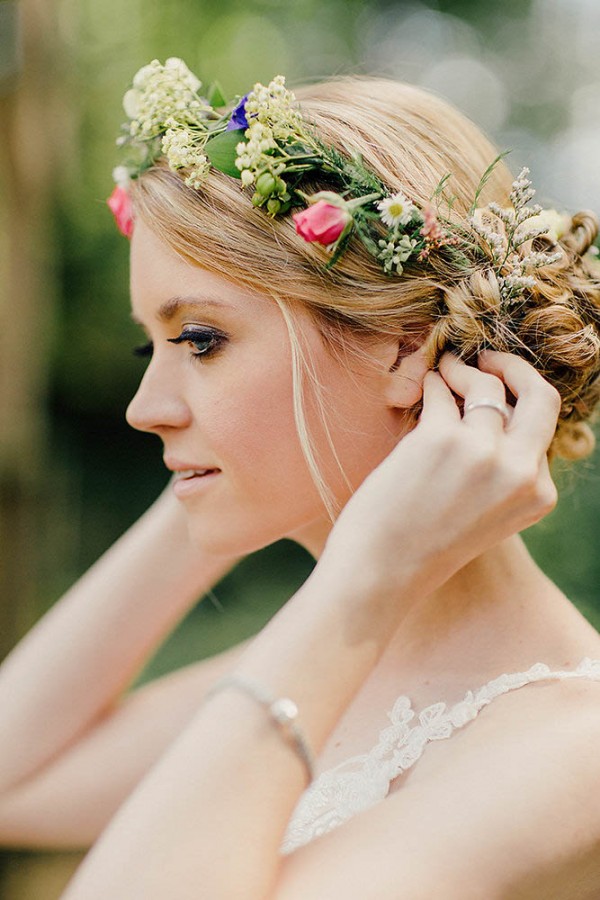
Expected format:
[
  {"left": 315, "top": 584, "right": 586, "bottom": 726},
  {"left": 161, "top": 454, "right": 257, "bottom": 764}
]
[{"left": 468, "top": 150, "right": 512, "bottom": 215}]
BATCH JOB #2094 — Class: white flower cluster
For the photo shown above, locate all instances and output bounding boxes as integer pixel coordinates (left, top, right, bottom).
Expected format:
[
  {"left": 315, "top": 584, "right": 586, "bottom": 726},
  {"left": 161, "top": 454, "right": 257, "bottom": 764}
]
[
  {"left": 497, "top": 246, "right": 563, "bottom": 301},
  {"left": 520, "top": 208, "right": 570, "bottom": 244},
  {"left": 469, "top": 167, "right": 563, "bottom": 304},
  {"left": 235, "top": 122, "right": 278, "bottom": 187},
  {"left": 161, "top": 121, "right": 210, "bottom": 188},
  {"left": 123, "top": 57, "right": 211, "bottom": 140},
  {"left": 244, "top": 75, "right": 302, "bottom": 141},
  {"left": 234, "top": 76, "right": 304, "bottom": 186},
  {"left": 509, "top": 167, "right": 536, "bottom": 209},
  {"left": 373, "top": 190, "right": 420, "bottom": 273},
  {"left": 112, "top": 165, "right": 132, "bottom": 189},
  {"left": 469, "top": 208, "right": 507, "bottom": 259},
  {"left": 377, "top": 233, "right": 417, "bottom": 274}
]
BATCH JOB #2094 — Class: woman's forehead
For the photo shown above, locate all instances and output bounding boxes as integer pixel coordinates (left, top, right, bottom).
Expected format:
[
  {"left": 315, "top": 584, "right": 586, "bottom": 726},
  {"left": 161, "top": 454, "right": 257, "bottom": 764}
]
[{"left": 130, "top": 223, "right": 275, "bottom": 317}]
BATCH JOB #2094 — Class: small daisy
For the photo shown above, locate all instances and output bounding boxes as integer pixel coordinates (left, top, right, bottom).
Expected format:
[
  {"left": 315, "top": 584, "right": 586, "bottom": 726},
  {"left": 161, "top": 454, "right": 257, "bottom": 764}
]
[{"left": 377, "top": 190, "right": 415, "bottom": 228}]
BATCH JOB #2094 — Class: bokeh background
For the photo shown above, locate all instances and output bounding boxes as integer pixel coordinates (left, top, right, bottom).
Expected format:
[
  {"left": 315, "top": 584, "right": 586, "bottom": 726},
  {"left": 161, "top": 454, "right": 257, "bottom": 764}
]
[{"left": 2, "top": 0, "right": 600, "bottom": 895}]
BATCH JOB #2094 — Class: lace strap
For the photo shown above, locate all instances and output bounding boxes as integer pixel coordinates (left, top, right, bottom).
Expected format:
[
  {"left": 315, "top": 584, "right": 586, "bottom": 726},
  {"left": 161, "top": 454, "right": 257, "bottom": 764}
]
[
  {"left": 381, "top": 656, "right": 600, "bottom": 782},
  {"left": 280, "top": 657, "right": 600, "bottom": 856}
]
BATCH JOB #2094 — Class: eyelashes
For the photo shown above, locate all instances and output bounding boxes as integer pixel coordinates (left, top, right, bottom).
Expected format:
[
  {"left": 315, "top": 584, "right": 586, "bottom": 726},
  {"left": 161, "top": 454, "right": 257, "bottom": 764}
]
[
  {"left": 133, "top": 327, "right": 225, "bottom": 361},
  {"left": 167, "top": 327, "right": 224, "bottom": 359}
]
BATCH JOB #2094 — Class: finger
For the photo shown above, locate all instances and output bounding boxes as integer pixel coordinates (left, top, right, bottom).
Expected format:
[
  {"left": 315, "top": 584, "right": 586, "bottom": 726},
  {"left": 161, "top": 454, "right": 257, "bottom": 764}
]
[
  {"left": 477, "top": 350, "right": 561, "bottom": 454},
  {"left": 418, "top": 370, "right": 461, "bottom": 426},
  {"left": 438, "top": 352, "right": 507, "bottom": 434}
]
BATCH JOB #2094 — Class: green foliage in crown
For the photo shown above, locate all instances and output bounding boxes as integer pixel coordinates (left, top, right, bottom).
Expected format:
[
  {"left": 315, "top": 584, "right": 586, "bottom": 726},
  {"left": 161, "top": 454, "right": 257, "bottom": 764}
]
[{"left": 111, "top": 57, "right": 569, "bottom": 302}]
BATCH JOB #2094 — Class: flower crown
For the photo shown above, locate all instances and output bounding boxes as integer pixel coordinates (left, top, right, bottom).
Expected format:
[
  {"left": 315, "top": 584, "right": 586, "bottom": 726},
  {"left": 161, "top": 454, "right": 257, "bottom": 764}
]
[{"left": 108, "top": 57, "right": 568, "bottom": 305}]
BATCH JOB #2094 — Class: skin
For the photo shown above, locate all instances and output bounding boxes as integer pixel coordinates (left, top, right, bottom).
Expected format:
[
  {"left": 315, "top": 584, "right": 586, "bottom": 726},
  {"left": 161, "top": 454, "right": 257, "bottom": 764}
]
[
  {"left": 3, "top": 193, "right": 600, "bottom": 896},
  {"left": 56, "top": 221, "right": 600, "bottom": 898},
  {"left": 127, "top": 218, "right": 423, "bottom": 558},
  {"left": 127, "top": 219, "right": 600, "bottom": 711}
]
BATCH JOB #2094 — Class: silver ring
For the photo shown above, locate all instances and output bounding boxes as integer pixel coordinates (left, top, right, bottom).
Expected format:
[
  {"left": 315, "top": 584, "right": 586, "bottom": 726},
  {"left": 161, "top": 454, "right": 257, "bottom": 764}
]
[{"left": 463, "top": 398, "right": 511, "bottom": 425}]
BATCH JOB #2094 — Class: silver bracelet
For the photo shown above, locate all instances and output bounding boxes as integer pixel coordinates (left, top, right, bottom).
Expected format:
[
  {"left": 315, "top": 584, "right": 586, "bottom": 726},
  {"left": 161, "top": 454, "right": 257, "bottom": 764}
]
[{"left": 204, "top": 674, "right": 316, "bottom": 784}]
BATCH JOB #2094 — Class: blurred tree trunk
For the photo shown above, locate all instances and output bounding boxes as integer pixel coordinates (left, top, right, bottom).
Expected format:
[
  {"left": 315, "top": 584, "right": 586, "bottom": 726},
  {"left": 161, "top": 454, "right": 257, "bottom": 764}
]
[
  {"left": 0, "top": 0, "right": 63, "bottom": 658},
  {"left": 0, "top": 2, "right": 83, "bottom": 895}
]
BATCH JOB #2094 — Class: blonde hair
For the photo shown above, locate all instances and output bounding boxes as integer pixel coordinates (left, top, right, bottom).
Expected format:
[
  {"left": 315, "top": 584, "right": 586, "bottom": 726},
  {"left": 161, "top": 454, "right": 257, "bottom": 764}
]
[{"left": 130, "top": 75, "right": 600, "bottom": 519}]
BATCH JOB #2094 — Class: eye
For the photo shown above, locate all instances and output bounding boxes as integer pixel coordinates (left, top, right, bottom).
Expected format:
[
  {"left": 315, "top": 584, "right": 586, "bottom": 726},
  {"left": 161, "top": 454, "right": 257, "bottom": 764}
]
[
  {"left": 133, "top": 341, "right": 153, "bottom": 358},
  {"left": 167, "top": 327, "right": 225, "bottom": 359}
]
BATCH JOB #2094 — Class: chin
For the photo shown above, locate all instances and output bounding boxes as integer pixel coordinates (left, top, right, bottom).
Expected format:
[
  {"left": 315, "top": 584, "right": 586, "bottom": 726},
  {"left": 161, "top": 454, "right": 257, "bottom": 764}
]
[
  {"left": 182, "top": 501, "right": 332, "bottom": 560},
  {"left": 183, "top": 519, "right": 275, "bottom": 558}
]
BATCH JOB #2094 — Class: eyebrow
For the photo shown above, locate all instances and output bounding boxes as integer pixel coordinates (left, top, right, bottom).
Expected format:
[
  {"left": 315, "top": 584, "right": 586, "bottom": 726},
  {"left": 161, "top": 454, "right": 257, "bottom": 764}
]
[
  {"left": 130, "top": 295, "right": 236, "bottom": 326},
  {"left": 158, "top": 295, "right": 236, "bottom": 321}
]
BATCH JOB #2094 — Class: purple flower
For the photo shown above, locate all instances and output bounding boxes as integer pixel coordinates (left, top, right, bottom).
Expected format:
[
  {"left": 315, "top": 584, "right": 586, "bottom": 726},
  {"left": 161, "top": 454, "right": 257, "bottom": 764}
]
[{"left": 227, "top": 93, "right": 249, "bottom": 131}]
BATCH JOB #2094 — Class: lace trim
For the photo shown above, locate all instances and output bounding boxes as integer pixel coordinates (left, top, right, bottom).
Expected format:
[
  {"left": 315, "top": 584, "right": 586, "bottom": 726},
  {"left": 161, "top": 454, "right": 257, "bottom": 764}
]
[{"left": 280, "top": 656, "right": 600, "bottom": 855}]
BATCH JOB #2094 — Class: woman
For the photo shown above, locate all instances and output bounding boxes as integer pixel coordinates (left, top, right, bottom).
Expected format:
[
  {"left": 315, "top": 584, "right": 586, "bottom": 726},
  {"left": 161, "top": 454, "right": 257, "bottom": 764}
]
[{"left": 1, "top": 65, "right": 600, "bottom": 898}]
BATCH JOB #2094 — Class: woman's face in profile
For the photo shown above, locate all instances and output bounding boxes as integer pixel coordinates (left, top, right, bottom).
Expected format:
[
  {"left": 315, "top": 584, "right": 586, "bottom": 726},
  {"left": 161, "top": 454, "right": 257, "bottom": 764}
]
[{"left": 127, "top": 219, "right": 409, "bottom": 557}]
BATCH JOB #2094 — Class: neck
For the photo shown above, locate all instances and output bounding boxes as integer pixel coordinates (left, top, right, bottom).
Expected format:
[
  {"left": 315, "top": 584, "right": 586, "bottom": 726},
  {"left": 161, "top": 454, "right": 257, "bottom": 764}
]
[
  {"left": 385, "top": 534, "right": 590, "bottom": 688},
  {"left": 388, "top": 534, "right": 550, "bottom": 660},
  {"left": 295, "top": 513, "right": 548, "bottom": 613},
  {"left": 294, "top": 518, "right": 574, "bottom": 677}
]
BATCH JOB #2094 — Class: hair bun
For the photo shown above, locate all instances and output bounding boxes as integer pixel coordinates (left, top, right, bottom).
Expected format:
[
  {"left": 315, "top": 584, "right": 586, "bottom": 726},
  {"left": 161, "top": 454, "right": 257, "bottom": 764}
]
[
  {"left": 561, "top": 209, "right": 599, "bottom": 257},
  {"left": 426, "top": 241, "right": 600, "bottom": 462}
]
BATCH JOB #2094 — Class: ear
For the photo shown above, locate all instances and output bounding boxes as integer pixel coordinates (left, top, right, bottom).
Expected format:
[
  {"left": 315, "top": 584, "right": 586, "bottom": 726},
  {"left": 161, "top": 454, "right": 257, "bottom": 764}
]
[{"left": 383, "top": 343, "right": 430, "bottom": 408}]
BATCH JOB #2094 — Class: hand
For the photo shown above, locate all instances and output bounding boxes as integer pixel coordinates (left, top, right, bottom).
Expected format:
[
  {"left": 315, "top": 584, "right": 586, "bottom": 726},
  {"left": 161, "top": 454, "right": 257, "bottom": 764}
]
[{"left": 321, "top": 350, "right": 561, "bottom": 601}]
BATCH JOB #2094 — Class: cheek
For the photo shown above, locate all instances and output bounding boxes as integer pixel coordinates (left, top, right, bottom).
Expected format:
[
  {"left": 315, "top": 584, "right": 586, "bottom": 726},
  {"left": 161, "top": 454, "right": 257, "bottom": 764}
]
[
  {"left": 217, "top": 382, "right": 302, "bottom": 476},
  {"left": 222, "top": 360, "right": 402, "bottom": 512},
  {"left": 183, "top": 331, "right": 407, "bottom": 554},
  {"left": 187, "top": 366, "right": 331, "bottom": 556},
  {"left": 195, "top": 348, "right": 322, "bottom": 506},
  {"left": 298, "top": 353, "right": 407, "bottom": 495}
]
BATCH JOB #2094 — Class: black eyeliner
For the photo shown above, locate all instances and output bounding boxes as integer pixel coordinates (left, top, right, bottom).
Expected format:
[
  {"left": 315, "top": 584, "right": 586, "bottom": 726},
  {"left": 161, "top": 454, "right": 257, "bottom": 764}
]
[
  {"left": 167, "top": 327, "right": 226, "bottom": 359},
  {"left": 167, "top": 327, "right": 219, "bottom": 345}
]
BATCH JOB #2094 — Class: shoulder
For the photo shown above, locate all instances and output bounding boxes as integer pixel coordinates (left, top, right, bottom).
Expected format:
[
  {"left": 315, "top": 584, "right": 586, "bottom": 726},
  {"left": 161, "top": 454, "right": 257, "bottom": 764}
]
[
  {"left": 418, "top": 676, "right": 600, "bottom": 897},
  {"left": 275, "top": 677, "right": 600, "bottom": 900},
  {"left": 494, "top": 689, "right": 600, "bottom": 899}
]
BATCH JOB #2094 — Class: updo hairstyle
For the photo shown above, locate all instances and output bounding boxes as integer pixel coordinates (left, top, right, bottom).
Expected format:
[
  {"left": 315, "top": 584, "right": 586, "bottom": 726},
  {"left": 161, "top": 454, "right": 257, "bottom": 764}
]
[{"left": 129, "top": 76, "right": 600, "bottom": 512}]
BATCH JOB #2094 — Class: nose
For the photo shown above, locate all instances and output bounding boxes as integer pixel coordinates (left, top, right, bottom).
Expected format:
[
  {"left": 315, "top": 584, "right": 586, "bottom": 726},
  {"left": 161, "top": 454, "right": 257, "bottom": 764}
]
[{"left": 126, "top": 361, "right": 191, "bottom": 434}]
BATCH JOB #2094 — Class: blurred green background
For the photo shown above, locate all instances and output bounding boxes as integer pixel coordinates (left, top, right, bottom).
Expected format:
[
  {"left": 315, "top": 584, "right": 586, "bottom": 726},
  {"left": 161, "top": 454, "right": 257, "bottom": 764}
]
[{"left": 2, "top": 0, "right": 600, "bottom": 895}]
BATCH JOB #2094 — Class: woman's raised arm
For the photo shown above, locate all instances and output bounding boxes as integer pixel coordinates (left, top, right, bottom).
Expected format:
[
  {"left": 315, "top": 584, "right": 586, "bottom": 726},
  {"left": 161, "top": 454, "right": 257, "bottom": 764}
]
[{"left": 0, "top": 483, "right": 242, "bottom": 798}]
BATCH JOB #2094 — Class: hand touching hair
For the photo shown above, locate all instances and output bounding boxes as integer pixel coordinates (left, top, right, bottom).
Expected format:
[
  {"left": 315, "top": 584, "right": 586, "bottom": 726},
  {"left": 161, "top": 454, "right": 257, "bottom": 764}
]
[{"left": 426, "top": 210, "right": 600, "bottom": 461}]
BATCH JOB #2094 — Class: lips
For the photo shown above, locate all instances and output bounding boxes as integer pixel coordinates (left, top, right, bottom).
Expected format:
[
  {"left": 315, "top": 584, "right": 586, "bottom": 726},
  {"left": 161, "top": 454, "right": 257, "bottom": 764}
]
[
  {"left": 164, "top": 459, "right": 222, "bottom": 499},
  {"left": 164, "top": 457, "right": 221, "bottom": 477},
  {"left": 173, "top": 468, "right": 219, "bottom": 480}
]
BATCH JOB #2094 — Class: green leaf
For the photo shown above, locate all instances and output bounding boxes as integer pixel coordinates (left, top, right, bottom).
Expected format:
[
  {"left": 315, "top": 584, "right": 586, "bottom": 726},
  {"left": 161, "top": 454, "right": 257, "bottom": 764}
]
[
  {"left": 205, "top": 129, "right": 245, "bottom": 178},
  {"left": 469, "top": 149, "right": 512, "bottom": 215},
  {"left": 353, "top": 222, "right": 379, "bottom": 256},
  {"left": 324, "top": 224, "right": 354, "bottom": 270},
  {"left": 207, "top": 81, "right": 227, "bottom": 108},
  {"left": 430, "top": 172, "right": 453, "bottom": 201}
]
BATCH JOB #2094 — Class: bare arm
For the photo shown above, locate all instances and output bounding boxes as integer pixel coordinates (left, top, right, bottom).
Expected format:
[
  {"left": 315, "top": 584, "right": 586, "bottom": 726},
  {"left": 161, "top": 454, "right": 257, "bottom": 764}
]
[
  {"left": 0, "top": 483, "right": 242, "bottom": 796},
  {"left": 0, "top": 640, "right": 252, "bottom": 849}
]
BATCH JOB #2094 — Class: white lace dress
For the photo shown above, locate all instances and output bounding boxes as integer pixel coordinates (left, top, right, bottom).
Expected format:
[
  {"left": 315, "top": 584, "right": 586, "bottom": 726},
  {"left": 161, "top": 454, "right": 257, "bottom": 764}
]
[{"left": 281, "top": 656, "right": 600, "bottom": 855}]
